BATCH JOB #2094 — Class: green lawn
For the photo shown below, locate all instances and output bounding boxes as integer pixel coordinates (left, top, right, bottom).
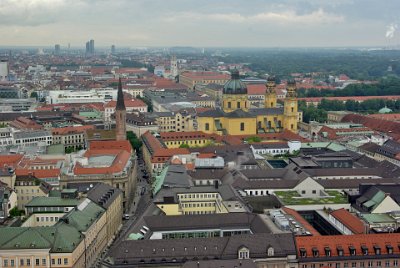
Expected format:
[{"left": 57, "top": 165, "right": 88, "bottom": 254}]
[{"left": 274, "top": 190, "right": 347, "bottom": 205}]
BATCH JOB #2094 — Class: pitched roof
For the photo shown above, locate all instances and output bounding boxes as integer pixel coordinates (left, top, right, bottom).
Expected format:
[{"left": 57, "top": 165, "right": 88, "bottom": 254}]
[
  {"left": 329, "top": 208, "right": 365, "bottom": 234},
  {"left": 15, "top": 168, "right": 60, "bottom": 179},
  {"left": 247, "top": 84, "right": 266, "bottom": 95},
  {"left": 143, "top": 213, "right": 270, "bottom": 233},
  {"left": 296, "top": 233, "right": 400, "bottom": 259},
  {"left": 108, "top": 233, "right": 295, "bottom": 265},
  {"left": 0, "top": 154, "right": 23, "bottom": 167},
  {"left": 104, "top": 99, "right": 147, "bottom": 108},
  {"left": 89, "top": 140, "right": 132, "bottom": 153}
]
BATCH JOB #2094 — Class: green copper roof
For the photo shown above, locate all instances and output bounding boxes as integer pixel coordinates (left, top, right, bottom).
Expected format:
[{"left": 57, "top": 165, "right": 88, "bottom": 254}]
[
  {"left": 379, "top": 106, "right": 392, "bottom": 114},
  {"left": 26, "top": 197, "right": 80, "bottom": 207},
  {"left": 223, "top": 70, "right": 247, "bottom": 95},
  {"left": 0, "top": 199, "right": 105, "bottom": 253}
]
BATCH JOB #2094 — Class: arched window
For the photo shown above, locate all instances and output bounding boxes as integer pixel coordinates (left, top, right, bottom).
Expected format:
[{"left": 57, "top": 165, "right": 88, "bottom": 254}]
[{"left": 267, "top": 247, "right": 274, "bottom": 256}]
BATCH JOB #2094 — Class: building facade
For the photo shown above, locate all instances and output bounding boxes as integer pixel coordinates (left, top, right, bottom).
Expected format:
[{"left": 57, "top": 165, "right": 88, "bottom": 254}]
[{"left": 197, "top": 71, "right": 300, "bottom": 136}]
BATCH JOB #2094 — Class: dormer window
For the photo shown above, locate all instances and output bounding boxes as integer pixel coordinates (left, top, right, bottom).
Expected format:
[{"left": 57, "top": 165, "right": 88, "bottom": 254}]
[
  {"left": 267, "top": 247, "right": 274, "bottom": 257},
  {"left": 386, "top": 245, "right": 393, "bottom": 254},
  {"left": 361, "top": 245, "right": 368, "bottom": 256},
  {"left": 300, "top": 248, "right": 307, "bottom": 257},
  {"left": 312, "top": 247, "right": 319, "bottom": 257},
  {"left": 337, "top": 246, "right": 344, "bottom": 256},
  {"left": 373, "top": 245, "right": 381, "bottom": 255},
  {"left": 238, "top": 247, "right": 250, "bottom": 259},
  {"left": 349, "top": 246, "right": 356, "bottom": 256},
  {"left": 325, "top": 247, "right": 331, "bottom": 257}
]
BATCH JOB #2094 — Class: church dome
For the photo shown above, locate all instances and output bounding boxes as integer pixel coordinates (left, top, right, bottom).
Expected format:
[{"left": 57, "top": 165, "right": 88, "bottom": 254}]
[
  {"left": 223, "top": 70, "right": 247, "bottom": 95},
  {"left": 379, "top": 106, "right": 392, "bottom": 114}
]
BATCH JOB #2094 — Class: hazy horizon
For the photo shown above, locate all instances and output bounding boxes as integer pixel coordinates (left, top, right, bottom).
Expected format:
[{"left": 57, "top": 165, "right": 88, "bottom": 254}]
[{"left": 1, "top": 0, "right": 400, "bottom": 48}]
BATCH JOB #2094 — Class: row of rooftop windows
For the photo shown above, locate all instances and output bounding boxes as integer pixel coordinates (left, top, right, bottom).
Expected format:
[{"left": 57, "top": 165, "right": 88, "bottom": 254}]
[
  {"left": 299, "top": 244, "right": 396, "bottom": 258},
  {"left": 302, "top": 259, "right": 398, "bottom": 268}
]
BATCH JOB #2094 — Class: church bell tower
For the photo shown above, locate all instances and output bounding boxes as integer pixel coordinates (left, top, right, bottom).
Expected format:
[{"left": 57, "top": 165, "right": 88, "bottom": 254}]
[{"left": 115, "top": 77, "right": 127, "bottom": 140}]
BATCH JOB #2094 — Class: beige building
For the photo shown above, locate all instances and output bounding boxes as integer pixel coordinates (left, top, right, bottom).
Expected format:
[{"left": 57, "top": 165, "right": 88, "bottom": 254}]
[
  {"left": 14, "top": 175, "right": 51, "bottom": 209},
  {"left": 0, "top": 197, "right": 108, "bottom": 268},
  {"left": 154, "top": 109, "right": 197, "bottom": 133},
  {"left": 10, "top": 184, "right": 123, "bottom": 267},
  {"left": 52, "top": 126, "right": 92, "bottom": 151},
  {"left": 180, "top": 71, "right": 230, "bottom": 90},
  {"left": 60, "top": 140, "right": 137, "bottom": 211}
]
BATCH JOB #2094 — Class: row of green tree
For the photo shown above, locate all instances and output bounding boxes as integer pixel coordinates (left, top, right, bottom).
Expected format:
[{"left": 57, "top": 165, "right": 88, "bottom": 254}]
[
  {"left": 219, "top": 48, "right": 400, "bottom": 80},
  {"left": 300, "top": 98, "right": 400, "bottom": 123},
  {"left": 298, "top": 76, "right": 400, "bottom": 98}
]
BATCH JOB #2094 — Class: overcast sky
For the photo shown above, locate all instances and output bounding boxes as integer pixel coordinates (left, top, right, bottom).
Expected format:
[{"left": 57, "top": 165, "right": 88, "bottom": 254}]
[{"left": 1, "top": 0, "right": 399, "bottom": 48}]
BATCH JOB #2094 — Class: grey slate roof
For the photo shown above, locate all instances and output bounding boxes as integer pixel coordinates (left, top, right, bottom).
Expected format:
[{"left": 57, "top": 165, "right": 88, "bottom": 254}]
[
  {"left": 143, "top": 212, "right": 271, "bottom": 233},
  {"left": 248, "top": 107, "right": 284, "bottom": 116},
  {"left": 106, "top": 233, "right": 296, "bottom": 266},
  {"left": 163, "top": 164, "right": 193, "bottom": 188},
  {"left": 86, "top": 182, "right": 123, "bottom": 209}
]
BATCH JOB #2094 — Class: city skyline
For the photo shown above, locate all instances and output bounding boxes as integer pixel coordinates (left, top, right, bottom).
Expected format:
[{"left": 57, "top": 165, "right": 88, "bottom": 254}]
[{"left": 1, "top": 0, "right": 399, "bottom": 47}]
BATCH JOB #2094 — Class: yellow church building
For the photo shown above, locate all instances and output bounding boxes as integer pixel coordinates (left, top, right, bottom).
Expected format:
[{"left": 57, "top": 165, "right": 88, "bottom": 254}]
[{"left": 198, "top": 70, "right": 299, "bottom": 135}]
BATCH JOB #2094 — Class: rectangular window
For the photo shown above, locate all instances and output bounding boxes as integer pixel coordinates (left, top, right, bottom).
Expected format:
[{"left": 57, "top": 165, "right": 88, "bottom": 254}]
[
  {"left": 240, "top": 122, "right": 245, "bottom": 131},
  {"left": 42, "top": 259, "right": 47, "bottom": 265},
  {"left": 20, "top": 260, "right": 24, "bottom": 266},
  {"left": 64, "top": 258, "right": 68, "bottom": 265},
  {"left": 58, "top": 258, "right": 61, "bottom": 265},
  {"left": 52, "top": 259, "right": 55, "bottom": 265},
  {"left": 4, "top": 260, "right": 8, "bottom": 267},
  {"left": 10, "top": 260, "right": 14, "bottom": 267}
]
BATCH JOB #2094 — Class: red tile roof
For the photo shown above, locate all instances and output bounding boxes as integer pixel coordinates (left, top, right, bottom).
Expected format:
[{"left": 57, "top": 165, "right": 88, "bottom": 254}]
[
  {"left": 282, "top": 207, "right": 321, "bottom": 236},
  {"left": 181, "top": 71, "right": 230, "bottom": 80},
  {"left": 341, "top": 113, "right": 400, "bottom": 140},
  {"left": 299, "top": 95, "right": 400, "bottom": 103},
  {"left": 15, "top": 168, "right": 60, "bottom": 179},
  {"left": 247, "top": 84, "right": 266, "bottom": 95},
  {"left": 104, "top": 99, "right": 147, "bottom": 108},
  {"left": 74, "top": 150, "right": 131, "bottom": 175},
  {"left": 330, "top": 208, "right": 365, "bottom": 234},
  {"left": 317, "top": 125, "right": 373, "bottom": 140},
  {"left": 0, "top": 154, "right": 24, "bottom": 168},
  {"left": 197, "top": 153, "right": 217, "bottom": 159},
  {"left": 52, "top": 125, "right": 95, "bottom": 135},
  {"left": 296, "top": 233, "right": 400, "bottom": 258},
  {"left": 369, "top": 113, "right": 400, "bottom": 121},
  {"left": 160, "top": 131, "right": 211, "bottom": 141},
  {"left": 90, "top": 140, "right": 133, "bottom": 154}
]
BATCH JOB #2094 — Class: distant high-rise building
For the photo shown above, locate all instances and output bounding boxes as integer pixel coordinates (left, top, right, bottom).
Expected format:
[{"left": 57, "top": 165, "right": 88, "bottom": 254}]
[
  {"left": 86, "top": 41, "right": 90, "bottom": 54},
  {"left": 55, "top": 44, "right": 61, "bottom": 55},
  {"left": 85, "top": 39, "right": 95, "bottom": 56},
  {"left": 90, "top": 39, "right": 95, "bottom": 54},
  {"left": 111, "top": 45, "right": 116, "bottom": 54}
]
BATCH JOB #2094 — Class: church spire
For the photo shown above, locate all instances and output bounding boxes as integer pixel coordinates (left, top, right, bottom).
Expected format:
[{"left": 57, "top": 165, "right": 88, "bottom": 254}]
[
  {"left": 116, "top": 77, "right": 126, "bottom": 111},
  {"left": 115, "top": 77, "right": 127, "bottom": 141}
]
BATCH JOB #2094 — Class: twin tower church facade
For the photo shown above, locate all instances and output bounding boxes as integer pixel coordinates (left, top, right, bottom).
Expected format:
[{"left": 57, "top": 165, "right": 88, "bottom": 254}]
[{"left": 198, "top": 70, "right": 300, "bottom": 136}]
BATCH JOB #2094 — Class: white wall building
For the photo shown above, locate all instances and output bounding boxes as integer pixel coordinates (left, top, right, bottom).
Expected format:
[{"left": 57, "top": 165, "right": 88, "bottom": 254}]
[{"left": 46, "top": 88, "right": 118, "bottom": 104}]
